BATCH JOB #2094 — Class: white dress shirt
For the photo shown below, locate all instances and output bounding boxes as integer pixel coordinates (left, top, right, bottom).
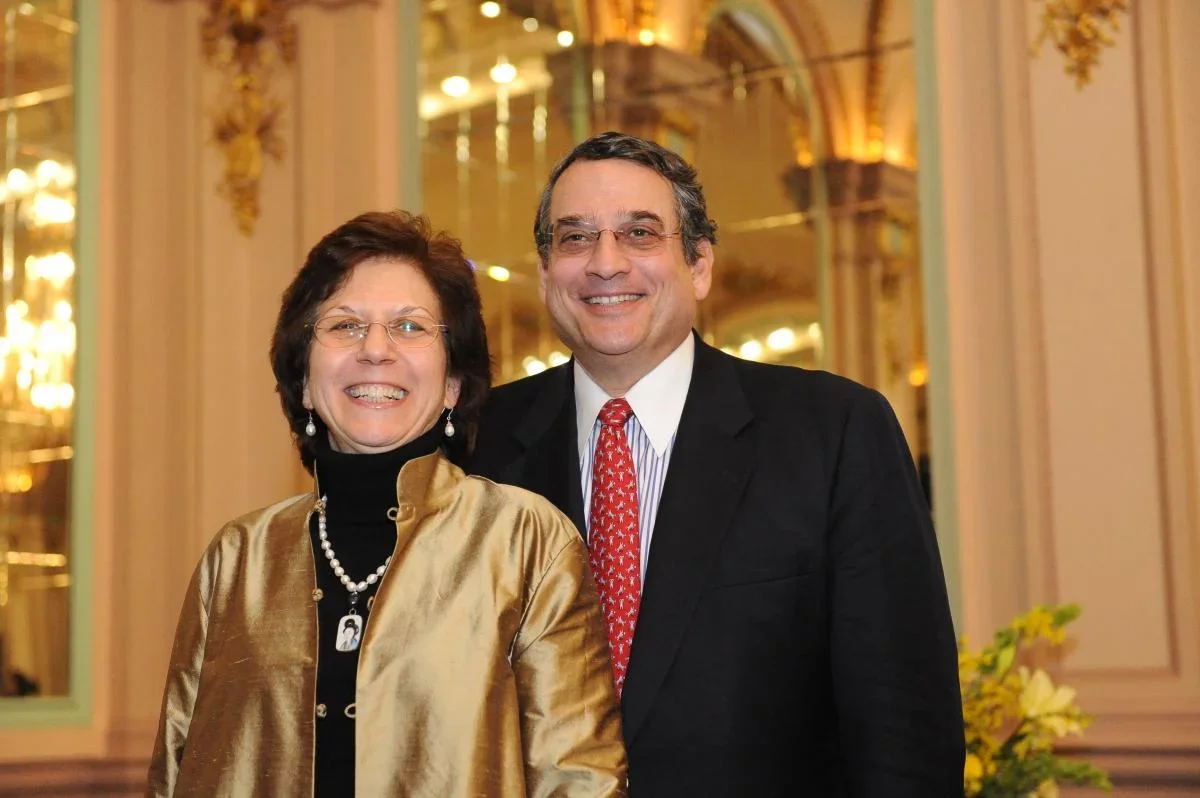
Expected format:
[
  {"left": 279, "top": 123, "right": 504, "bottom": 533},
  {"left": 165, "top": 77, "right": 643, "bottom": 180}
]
[{"left": 576, "top": 335, "right": 695, "bottom": 583}]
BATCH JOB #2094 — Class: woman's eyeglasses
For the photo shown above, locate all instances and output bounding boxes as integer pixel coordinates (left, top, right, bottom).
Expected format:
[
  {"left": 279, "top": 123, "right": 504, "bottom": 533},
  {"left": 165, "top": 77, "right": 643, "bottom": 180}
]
[{"left": 310, "top": 315, "right": 448, "bottom": 348}]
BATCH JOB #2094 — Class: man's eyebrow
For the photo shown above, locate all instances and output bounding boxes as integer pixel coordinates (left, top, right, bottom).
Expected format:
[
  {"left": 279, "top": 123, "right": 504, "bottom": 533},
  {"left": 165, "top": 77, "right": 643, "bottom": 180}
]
[
  {"left": 552, "top": 214, "right": 596, "bottom": 228},
  {"left": 553, "top": 210, "right": 666, "bottom": 227},
  {"left": 626, "top": 210, "right": 666, "bottom": 225}
]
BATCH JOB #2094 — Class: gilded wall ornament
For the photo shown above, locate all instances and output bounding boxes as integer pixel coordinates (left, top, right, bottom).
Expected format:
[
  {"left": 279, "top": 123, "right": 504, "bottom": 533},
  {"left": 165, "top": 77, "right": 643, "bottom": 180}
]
[
  {"left": 174, "top": 0, "right": 372, "bottom": 235},
  {"left": 199, "top": 1, "right": 296, "bottom": 235},
  {"left": 1031, "top": 0, "right": 1130, "bottom": 89}
]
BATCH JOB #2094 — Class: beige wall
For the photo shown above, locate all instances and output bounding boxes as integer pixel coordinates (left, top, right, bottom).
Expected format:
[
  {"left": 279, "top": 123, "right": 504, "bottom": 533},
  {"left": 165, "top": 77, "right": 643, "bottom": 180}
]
[{"left": 930, "top": 0, "right": 1200, "bottom": 787}]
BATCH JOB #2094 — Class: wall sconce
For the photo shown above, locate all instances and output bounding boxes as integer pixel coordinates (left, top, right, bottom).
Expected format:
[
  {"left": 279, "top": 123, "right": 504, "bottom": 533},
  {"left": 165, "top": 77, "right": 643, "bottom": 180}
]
[
  {"left": 171, "top": 1, "right": 374, "bottom": 235},
  {"left": 1031, "top": 0, "right": 1129, "bottom": 89}
]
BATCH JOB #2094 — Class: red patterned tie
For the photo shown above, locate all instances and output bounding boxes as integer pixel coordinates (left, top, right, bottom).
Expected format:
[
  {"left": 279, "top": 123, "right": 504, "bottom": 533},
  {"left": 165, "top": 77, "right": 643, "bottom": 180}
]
[{"left": 588, "top": 398, "right": 641, "bottom": 695}]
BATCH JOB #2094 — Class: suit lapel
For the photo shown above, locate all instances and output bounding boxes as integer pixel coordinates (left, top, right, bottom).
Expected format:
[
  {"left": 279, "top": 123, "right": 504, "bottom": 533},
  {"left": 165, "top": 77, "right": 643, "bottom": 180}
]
[
  {"left": 620, "top": 339, "right": 754, "bottom": 745},
  {"left": 509, "top": 365, "right": 587, "bottom": 533}
]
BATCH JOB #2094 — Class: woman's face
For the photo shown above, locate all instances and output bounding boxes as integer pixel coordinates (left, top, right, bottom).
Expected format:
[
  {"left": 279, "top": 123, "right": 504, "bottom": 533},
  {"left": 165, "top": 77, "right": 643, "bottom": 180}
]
[{"left": 303, "top": 258, "right": 461, "bottom": 455}]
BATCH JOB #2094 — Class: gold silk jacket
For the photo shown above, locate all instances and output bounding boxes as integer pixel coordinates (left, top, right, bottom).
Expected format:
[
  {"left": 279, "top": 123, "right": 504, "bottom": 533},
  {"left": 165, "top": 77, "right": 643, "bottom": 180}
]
[{"left": 146, "top": 452, "right": 627, "bottom": 797}]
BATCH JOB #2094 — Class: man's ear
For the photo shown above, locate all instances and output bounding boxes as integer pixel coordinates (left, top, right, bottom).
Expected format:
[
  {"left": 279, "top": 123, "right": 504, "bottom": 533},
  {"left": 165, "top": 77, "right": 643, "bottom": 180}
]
[{"left": 690, "top": 239, "right": 714, "bottom": 302}]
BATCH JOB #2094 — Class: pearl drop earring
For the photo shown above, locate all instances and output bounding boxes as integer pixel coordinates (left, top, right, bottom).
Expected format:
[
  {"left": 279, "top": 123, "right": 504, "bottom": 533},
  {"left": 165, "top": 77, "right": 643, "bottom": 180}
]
[
  {"left": 305, "top": 412, "right": 317, "bottom": 437},
  {"left": 443, "top": 409, "right": 455, "bottom": 438}
]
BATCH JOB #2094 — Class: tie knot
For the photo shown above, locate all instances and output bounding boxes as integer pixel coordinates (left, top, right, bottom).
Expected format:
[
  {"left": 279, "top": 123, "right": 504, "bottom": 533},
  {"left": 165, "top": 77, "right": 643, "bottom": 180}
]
[{"left": 599, "top": 398, "right": 634, "bottom": 428}]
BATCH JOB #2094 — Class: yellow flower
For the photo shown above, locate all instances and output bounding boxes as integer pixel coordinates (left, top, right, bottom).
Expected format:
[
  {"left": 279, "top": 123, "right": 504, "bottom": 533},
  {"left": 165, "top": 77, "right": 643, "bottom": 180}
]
[
  {"left": 1020, "top": 668, "right": 1076, "bottom": 717},
  {"left": 1030, "top": 779, "right": 1060, "bottom": 798},
  {"left": 964, "top": 754, "right": 984, "bottom": 781}
]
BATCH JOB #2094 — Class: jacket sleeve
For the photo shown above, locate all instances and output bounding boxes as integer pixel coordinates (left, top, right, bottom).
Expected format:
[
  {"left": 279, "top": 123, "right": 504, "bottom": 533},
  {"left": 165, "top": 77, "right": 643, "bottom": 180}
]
[
  {"left": 828, "top": 388, "right": 966, "bottom": 797},
  {"left": 511, "top": 529, "right": 628, "bottom": 798},
  {"left": 145, "top": 544, "right": 219, "bottom": 797}
]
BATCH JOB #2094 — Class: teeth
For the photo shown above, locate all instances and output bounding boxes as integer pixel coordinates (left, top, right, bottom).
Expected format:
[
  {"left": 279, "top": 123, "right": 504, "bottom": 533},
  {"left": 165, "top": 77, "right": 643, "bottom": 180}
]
[
  {"left": 585, "top": 294, "right": 640, "bottom": 305},
  {"left": 347, "top": 385, "right": 407, "bottom": 402}
]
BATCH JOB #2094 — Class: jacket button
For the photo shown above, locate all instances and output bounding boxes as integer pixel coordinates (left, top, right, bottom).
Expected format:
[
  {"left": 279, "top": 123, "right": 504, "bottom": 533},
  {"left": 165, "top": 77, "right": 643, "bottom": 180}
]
[
  {"left": 312, "top": 588, "right": 324, "bottom": 602},
  {"left": 316, "top": 703, "right": 327, "bottom": 718}
]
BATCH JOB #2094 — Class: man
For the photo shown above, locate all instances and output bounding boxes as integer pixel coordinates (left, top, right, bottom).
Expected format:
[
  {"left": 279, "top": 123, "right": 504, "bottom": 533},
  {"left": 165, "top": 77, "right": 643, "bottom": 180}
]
[{"left": 469, "top": 131, "right": 964, "bottom": 796}]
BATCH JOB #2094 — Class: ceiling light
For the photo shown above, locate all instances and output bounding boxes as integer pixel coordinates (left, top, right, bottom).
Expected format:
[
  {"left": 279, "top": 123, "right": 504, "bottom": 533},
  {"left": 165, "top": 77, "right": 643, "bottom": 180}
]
[
  {"left": 766, "top": 327, "right": 796, "bottom": 352},
  {"left": 738, "top": 340, "right": 763, "bottom": 361},
  {"left": 419, "top": 96, "right": 443, "bottom": 117},
  {"left": 6, "top": 168, "right": 31, "bottom": 195},
  {"left": 637, "top": 28, "right": 655, "bottom": 45},
  {"left": 556, "top": 30, "right": 574, "bottom": 47},
  {"left": 479, "top": 1, "right": 501, "bottom": 18},
  {"left": 485, "top": 265, "right": 511, "bottom": 282},
  {"left": 547, "top": 351, "right": 569, "bottom": 367},
  {"left": 440, "top": 75, "right": 470, "bottom": 98},
  {"left": 489, "top": 58, "right": 517, "bottom": 84},
  {"left": 807, "top": 322, "right": 822, "bottom": 340},
  {"left": 522, "top": 17, "right": 538, "bottom": 32},
  {"left": 523, "top": 357, "right": 547, "bottom": 376}
]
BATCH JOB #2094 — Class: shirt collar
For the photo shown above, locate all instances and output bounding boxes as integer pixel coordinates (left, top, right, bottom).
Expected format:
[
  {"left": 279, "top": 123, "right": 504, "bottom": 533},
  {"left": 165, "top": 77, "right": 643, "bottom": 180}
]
[{"left": 574, "top": 334, "right": 695, "bottom": 457}]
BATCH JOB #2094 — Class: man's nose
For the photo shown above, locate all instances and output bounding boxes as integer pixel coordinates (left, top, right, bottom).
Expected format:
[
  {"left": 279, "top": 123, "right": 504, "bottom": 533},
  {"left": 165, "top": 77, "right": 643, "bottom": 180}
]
[{"left": 586, "top": 231, "right": 632, "bottom": 279}]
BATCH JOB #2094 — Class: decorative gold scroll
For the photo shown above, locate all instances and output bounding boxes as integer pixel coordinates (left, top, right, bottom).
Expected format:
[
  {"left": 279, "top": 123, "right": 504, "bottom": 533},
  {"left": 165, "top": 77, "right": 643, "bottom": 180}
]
[
  {"left": 189, "top": 0, "right": 372, "bottom": 235},
  {"left": 199, "top": 1, "right": 295, "bottom": 235},
  {"left": 1031, "top": 0, "right": 1130, "bottom": 89}
]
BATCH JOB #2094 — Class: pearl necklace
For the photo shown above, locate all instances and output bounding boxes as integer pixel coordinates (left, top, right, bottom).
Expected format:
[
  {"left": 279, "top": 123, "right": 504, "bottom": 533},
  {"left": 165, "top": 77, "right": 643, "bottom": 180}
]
[
  {"left": 314, "top": 495, "right": 390, "bottom": 653},
  {"left": 315, "top": 495, "right": 390, "bottom": 592}
]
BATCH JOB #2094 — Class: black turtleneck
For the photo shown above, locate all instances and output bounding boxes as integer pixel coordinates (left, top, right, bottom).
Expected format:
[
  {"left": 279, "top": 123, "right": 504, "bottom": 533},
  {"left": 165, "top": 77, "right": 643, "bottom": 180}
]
[{"left": 309, "top": 423, "right": 442, "bottom": 798}]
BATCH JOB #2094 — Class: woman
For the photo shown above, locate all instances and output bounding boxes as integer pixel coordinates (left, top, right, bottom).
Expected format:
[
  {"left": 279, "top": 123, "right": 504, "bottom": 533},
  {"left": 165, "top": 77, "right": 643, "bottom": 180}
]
[{"left": 146, "top": 211, "right": 626, "bottom": 797}]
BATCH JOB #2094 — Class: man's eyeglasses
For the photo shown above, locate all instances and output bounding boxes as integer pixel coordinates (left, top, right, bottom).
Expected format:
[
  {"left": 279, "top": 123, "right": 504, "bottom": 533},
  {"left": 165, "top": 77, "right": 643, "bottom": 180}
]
[
  {"left": 310, "top": 315, "right": 448, "bottom": 349},
  {"left": 549, "top": 223, "right": 682, "bottom": 257}
]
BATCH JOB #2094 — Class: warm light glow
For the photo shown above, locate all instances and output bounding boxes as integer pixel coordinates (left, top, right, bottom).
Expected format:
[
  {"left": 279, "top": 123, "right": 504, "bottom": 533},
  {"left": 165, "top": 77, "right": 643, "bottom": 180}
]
[
  {"left": 523, "top": 356, "right": 547, "bottom": 376},
  {"left": 26, "top": 251, "right": 75, "bottom": 284},
  {"left": 419, "top": 96, "right": 443, "bottom": 117},
  {"left": 547, "top": 350, "right": 569, "bottom": 367},
  {"left": 1, "top": 468, "right": 33, "bottom": 493},
  {"left": 556, "top": 30, "right": 574, "bottom": 47},
  {"left": 522, "top": 17, "right": 538, "bottom": 32},
  {"left": 908, "top": 362, "right": 929, "bottom": 387},
  {"left": 5, "top": 551, "right": 67, "bottom": 567},
  {"left": 479, "top": 1, "right": 501, "bottom": 18},
  {"left": 766, "top": 327, "right": 797, "bottom": 352},
  {"left": 35, "top": 159, "right": 64, "bottom": 186},
  {"left": 807, "top": 322, "right": 822, "bottom": 340},
  {"left": 738, "top": 340, "right": 763, "bottom": 361},
  {"left": 22, "top": 192, "right": 75, "bottom": 226},
  {"left": 485, "top": 265, "right": 511, "bottom": 282},
  {"left": 440, "top": 75, "right": 471, "bottom": 98},
  {"left": 489, "top": 59, "right": 517, "bottom": 85},
  {"left": 637, "top": 28, "right": 655, "bottom": 45},
  {"left": 6, "top": 168, "right": 31, "bottom": 195}
]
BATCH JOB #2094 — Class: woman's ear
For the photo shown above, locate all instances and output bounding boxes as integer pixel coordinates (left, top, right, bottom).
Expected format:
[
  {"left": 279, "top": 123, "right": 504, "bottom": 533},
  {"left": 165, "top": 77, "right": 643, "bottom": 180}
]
[{"left": 444, "top": 374, "right": 462, "bottom": 409}]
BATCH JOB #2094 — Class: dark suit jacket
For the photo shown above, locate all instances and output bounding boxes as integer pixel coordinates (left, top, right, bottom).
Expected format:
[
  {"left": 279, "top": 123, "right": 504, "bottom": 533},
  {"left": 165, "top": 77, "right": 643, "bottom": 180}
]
[{"left": 468, "top": 336, "right": 965, "bottom": 797}]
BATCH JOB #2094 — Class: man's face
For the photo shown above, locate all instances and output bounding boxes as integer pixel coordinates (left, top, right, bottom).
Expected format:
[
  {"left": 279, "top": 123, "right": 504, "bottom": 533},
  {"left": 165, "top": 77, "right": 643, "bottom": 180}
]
[{"left": 539, "top": 159, "right": 713, "bottom": 388}]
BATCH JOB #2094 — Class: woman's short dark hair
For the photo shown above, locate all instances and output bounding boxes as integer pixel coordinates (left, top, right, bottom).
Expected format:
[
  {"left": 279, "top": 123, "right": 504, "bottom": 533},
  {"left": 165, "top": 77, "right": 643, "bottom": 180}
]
[
  {"left": 533, "top": 131, "right": 718, "bottom": 264},
  {"left": 270, "top": 210, "right": 491, "bottom": 472}
]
